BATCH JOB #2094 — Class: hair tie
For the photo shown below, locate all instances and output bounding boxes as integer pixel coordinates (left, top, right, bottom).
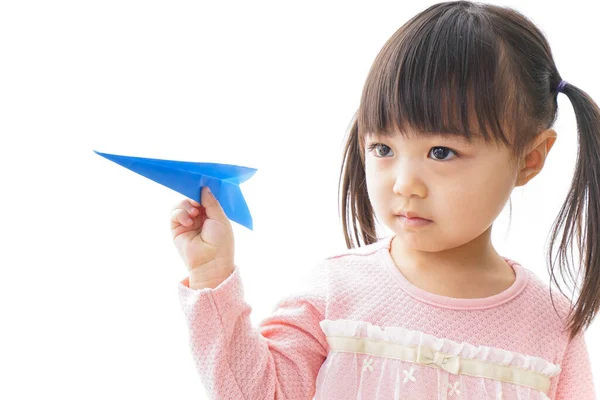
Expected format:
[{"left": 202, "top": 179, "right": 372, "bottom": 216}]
[{"left": 556, "top": 80, "right": 568, "bottom": 93}]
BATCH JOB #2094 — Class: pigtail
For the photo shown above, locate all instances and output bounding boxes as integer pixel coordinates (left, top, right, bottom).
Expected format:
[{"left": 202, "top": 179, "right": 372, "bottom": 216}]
[
  {"left": 338, "top": 115, "right": 378, "bottom": 249},
  {"left": 547, "top": 81, "right": 600, "bottom": 340}
]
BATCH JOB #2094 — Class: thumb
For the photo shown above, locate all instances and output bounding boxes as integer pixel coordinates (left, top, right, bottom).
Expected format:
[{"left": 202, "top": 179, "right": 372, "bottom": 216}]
[{"left": 200, "top": 186, "right": 230, "bottom": 224}]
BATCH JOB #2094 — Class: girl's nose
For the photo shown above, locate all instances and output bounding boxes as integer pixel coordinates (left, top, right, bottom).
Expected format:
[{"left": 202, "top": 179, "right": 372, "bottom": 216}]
[{"left": 392, "top": 164, "right": 427, "bottom": 198}]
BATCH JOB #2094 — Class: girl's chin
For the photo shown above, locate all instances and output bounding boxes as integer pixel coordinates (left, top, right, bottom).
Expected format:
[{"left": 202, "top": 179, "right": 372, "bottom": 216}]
[{"left": 390, "top": 231, "right": 453, "bottom": 253}]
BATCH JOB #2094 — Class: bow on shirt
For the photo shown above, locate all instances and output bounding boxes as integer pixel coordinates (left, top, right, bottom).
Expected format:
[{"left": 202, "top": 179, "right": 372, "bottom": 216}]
[{"left": 415, "top": 345, "right": 461, "bottom": 375}]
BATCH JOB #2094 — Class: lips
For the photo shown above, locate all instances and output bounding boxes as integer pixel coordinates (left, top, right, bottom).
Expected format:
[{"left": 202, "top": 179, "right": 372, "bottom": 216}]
[
  {"left": 397, "top": 211, "right": 430, "bottom": 221},
  {"left": 396, "top": 213, "right": 433, "bottom": 227}
]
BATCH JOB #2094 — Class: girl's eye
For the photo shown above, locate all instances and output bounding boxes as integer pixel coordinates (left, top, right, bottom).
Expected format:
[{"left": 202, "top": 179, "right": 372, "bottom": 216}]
[
  {"left": 367, "top": 143, "right": 459, "bottom": 161},
  {"left": 429, "top": 146, "right": 458, "bottom": 161},
  {"left": 366, "top": 143, "right": 393, "bottom": 157}
]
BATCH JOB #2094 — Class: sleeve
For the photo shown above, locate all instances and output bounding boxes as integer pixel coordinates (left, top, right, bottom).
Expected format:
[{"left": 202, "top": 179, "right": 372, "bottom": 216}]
[
  {"left": 177, "top": 262, "right": 329, "bottom": 400},
  {"left": 554, "top": 330, "right": 596, "bottom": 399}
]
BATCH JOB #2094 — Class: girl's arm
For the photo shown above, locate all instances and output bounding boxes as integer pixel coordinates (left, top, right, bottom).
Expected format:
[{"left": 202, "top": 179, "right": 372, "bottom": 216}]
[
  {"left": 178, "top": 263, "right": 328, "bottom": 400},
  {"left": 554, "top": 331, "right": 596, "bottom": 399}
]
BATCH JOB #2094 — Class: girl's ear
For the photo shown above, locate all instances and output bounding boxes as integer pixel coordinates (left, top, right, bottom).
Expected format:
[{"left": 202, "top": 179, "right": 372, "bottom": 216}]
[{"left": 515, "top": 128, "right": 558, "bottom": 187}]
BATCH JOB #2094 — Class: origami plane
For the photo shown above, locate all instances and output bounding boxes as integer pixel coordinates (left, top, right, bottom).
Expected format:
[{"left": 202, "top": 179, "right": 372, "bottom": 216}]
[{"left": 94, "top": 150, "right": 257, "bottom": 229}]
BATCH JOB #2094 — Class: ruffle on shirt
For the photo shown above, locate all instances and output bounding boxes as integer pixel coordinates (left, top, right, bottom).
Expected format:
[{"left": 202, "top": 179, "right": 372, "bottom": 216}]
[{"left": 316, "top": 319, "right": 561, "bottom": 399}]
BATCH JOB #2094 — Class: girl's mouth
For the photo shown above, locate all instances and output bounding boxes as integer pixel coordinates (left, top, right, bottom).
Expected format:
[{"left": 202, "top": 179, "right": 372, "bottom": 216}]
[{"left": 397, "top": 215, "right": 432, "bottom": 227}]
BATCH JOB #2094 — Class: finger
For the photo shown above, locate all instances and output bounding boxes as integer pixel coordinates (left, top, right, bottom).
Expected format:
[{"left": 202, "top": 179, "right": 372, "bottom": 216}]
[
  {"left": 200, "top": 186, "right": 229, "bottom": 225},
  {"left": 173, "top": 199, "right": 203, "bottom": 217},
  {"left": 188, "top": 203, "right": 202, "bottom": 217},
  {"left": 171, "top": 208, "right": 193, "bottom": 226},
  {"left": 188, "top": 198, "right": 201, "bottom": 208},
  {"left": 183, "top": 199, "right": 203, "bottom": 217}
]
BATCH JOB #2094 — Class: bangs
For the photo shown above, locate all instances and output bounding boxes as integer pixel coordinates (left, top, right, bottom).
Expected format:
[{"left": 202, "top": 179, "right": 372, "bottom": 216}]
[{"left": 357, "top": 3, "right": 519, "bottom": 148}]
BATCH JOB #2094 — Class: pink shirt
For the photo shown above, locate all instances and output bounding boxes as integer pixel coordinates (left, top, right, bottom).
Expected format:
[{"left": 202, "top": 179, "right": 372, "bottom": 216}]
[{"left": 178, "top": 234, "right": 596, "bottom": 399}]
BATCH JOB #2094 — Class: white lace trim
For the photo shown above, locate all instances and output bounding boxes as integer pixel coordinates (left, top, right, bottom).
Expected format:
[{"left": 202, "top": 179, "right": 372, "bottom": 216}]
[{"left": 320, "top": 319, "right": 561, "bottom": 394}]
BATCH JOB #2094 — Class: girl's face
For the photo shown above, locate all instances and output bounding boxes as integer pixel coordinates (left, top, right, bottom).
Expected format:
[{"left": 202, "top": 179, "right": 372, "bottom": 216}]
[{"left": 364, "top": 131, "right": 518, "bottom": 252}]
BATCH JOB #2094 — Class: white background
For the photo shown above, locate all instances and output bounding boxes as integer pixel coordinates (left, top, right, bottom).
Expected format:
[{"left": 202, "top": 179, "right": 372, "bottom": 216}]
[{"left": 1, "top": 0, "right": 598, "bottom": 398}]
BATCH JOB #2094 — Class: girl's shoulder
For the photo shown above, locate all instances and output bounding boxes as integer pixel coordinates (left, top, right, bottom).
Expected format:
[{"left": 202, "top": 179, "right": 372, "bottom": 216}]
[
  {"left": 516, "top": 261, "right": 576, "bottom": 313},
  {"left": 506, "top": 259, "right": 579, "bottom": 336}
]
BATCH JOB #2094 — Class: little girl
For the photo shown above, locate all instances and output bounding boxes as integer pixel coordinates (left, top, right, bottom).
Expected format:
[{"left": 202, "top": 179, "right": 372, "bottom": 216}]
[{"left": 170, "top": 1, "right": 599, "bottom": 398}]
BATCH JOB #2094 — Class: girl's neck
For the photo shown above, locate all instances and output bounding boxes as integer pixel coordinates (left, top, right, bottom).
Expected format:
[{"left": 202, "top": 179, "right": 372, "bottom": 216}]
[
  {"left": 389, "top": 226, "right": 517, "bottom": 299},
  {"left": 390, "top": 225, "right": 506, "bottom": 276}
]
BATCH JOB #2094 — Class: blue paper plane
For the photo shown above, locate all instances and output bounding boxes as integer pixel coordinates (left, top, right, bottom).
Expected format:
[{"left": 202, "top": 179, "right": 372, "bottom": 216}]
[{"left": 94, "top": 150, "right": 257, "bottom": 229}]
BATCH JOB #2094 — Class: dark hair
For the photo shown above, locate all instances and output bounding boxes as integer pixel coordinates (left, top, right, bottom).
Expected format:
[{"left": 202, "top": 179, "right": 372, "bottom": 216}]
[{"left": 338, "top": 0, "right": 600, "bottom": 340}]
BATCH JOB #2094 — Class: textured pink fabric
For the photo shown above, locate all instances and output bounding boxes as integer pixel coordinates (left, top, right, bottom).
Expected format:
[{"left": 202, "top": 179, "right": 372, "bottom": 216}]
[{"left": 178, "top": 234, "right": 596, "bottom": 399}]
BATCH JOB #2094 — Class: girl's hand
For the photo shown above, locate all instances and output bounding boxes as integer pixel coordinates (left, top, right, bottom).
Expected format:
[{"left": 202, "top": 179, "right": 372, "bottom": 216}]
[{"left": 171, "top": 186, "right": 235, "bottom": 289}]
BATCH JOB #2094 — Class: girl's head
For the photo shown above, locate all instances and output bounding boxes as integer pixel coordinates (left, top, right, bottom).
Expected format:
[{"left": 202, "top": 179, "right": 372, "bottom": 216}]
[{"left": 339, "top": 1, "right": 600, "bottom": 339}]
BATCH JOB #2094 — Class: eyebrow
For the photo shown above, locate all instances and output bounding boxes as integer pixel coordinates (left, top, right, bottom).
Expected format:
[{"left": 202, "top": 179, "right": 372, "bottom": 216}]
[{"left": 366, "top": 132, "right": 477, "bottom": 143}]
